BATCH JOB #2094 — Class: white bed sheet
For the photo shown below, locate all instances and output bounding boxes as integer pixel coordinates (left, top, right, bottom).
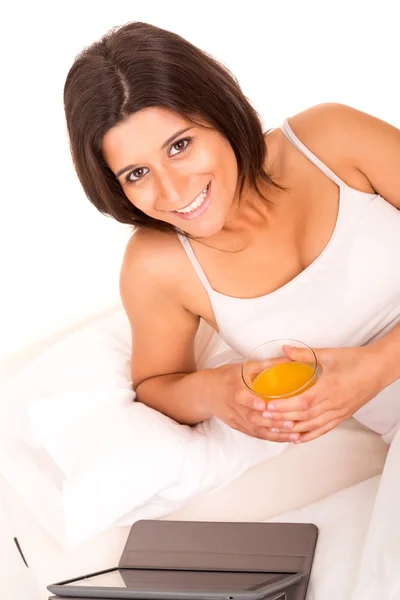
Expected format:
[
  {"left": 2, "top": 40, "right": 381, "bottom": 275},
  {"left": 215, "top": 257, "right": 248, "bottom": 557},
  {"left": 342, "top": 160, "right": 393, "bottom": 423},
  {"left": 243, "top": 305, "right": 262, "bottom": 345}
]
[
  {"left": 0, "top": 495, "right": 41, "bottom": 599},
  {"left": 0, "top": 311, "right": 289, "bottom": 547},
  {"left": 1, "top": 309, "right": 397, "bottom": 599},
  {"left": 351, "top": 421, "right": 400, "bottom": 599},
  {"left": 1, "top": 308, "right": 389, "bottom": 550},
  {"left": 0, "top": 471, "right": 385, "bottom": 600},
  {"left": 0, "top": 415, "right": 388, "bottom": 600},
  {"left": 273, "top": 418, "right": 400, "bottom": 600},
  {"left": 269, "top": 476, "right": 380, "bottom": 599}
]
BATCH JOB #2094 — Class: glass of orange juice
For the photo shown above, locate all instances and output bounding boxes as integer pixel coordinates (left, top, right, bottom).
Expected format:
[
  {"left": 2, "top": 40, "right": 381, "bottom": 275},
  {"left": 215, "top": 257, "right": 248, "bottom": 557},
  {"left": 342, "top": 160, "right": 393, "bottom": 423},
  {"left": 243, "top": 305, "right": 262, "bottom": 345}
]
[{"left": 241, "top": 339, "right": 318, "bottom": 400}]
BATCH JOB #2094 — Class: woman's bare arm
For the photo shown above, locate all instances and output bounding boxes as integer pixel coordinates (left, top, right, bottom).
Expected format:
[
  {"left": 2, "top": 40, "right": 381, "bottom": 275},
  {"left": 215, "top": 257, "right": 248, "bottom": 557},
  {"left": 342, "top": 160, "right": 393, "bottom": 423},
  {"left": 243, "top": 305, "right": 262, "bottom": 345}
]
[
  {"left": 119, "top": 229, "right": 296, "bottom": 442},
  {"left": 120, "top": 229, "right": 219, "bottom": 424}
]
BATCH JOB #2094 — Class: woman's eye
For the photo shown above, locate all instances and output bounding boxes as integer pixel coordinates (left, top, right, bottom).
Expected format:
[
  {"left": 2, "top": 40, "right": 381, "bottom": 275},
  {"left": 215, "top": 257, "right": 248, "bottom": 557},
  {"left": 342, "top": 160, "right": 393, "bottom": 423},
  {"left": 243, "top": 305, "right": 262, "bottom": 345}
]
[
  {"left": 169, "top": 137, "right": 192, "bottom": 156},
  {"left": 126, "top": 167, "right": 149, "bottom": 184}
]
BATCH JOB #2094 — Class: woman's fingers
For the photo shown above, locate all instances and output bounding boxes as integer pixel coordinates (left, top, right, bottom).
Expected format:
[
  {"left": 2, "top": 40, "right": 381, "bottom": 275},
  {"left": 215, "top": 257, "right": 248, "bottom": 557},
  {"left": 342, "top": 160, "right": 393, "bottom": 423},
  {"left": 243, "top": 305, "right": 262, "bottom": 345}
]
[
  {"left": 234, "top": 422, "right": 299, "bottom": 443},
  {"left": 249, "top": 413, "right": 295, "bottom": 430},
  {"left": 297, "top": 418, "right": 343, "bottom": 442},
  {"left": 232, "top": 394, "right": 301, "bottom": 441},
  {"left": 264, "top": 390, "right": 317, "bottom": 413},
  {"left": 232, "top": 410, "right": 300, "bottom": 442},
  {"left": 263, "top": 399, "right": 330, "bottom": 422},
  {"left": 290, "top": 410, "right": 343, "bottom": 433},
  {"left": 235, "top": 388, "right": 266, "bottom": 411}
]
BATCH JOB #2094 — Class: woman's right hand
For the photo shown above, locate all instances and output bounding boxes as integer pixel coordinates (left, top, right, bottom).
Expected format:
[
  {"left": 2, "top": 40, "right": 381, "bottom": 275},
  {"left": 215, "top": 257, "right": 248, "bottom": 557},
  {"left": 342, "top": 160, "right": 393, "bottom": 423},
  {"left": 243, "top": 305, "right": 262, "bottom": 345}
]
[{"left": 207, "top": 363, "right": 300, "bottom": 443}]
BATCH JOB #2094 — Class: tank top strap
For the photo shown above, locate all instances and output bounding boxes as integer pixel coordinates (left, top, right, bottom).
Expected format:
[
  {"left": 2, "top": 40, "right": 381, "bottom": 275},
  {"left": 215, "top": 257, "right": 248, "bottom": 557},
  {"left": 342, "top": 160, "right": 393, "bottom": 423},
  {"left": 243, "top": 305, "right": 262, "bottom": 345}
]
[
  {"left": 176, "top": 232, "right": 214, "bottom": 293},
  {"left": 281, "top": 119, "right": 348, "bottom": 188}
]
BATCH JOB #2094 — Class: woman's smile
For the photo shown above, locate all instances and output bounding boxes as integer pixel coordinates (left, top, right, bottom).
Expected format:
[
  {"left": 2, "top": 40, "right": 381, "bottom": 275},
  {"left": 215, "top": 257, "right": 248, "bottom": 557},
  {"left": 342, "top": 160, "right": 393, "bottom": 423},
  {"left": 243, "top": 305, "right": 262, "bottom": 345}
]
[{"left": 172, "top": 181, "right": 211, "bottom": 220}]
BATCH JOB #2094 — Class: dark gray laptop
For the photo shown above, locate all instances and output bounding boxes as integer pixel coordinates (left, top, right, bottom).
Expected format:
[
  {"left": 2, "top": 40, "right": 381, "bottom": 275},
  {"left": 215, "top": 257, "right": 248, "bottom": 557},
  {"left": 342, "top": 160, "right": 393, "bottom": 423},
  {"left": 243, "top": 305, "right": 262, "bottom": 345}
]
[{"left": 48, "top": 520, "right": 318, "bottom": 600}]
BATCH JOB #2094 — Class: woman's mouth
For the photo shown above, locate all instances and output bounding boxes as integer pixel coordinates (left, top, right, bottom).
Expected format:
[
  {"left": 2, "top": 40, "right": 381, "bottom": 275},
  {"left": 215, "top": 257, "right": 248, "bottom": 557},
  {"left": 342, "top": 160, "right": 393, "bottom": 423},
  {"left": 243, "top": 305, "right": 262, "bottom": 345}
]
[{"left": 172, "top": 182, "right": 211, "bottom": 220}]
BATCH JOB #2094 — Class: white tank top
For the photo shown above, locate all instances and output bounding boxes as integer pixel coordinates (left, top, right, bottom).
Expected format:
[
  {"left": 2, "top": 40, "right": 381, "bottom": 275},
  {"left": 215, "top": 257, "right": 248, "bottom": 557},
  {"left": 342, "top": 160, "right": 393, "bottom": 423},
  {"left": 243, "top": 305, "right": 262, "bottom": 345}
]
[{"left": 177, "top": 119, "right": 400, "bottom": 443}]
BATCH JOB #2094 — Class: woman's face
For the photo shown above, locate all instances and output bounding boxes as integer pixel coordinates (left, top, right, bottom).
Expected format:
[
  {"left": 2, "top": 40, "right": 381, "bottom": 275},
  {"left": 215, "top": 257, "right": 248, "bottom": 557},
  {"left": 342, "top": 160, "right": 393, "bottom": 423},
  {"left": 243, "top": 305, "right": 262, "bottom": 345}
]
[{"left": 102, "top": 107, "right": 240, "bottom": 238}]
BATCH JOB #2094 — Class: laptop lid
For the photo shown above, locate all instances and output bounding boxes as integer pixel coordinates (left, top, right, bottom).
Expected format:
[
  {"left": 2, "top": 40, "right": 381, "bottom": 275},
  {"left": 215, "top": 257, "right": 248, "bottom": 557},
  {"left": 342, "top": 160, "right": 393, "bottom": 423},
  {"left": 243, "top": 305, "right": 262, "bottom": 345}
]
[
  {"left": 119, "top": 520, "right": 318, "bottom": 600},
  {"left": 48, "top": 521, "right": 318, "bottom": 600}
]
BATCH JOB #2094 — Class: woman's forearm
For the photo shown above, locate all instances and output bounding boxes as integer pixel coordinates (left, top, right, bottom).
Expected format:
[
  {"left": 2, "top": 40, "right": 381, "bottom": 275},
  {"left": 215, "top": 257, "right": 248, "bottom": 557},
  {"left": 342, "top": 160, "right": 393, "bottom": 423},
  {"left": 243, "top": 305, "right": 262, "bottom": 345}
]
[
  {"left": 134, "top": 368, "right": 225, "bottom": 425},
  {"left": 367, "top": 321, "right": 400, "bottom": 388}
]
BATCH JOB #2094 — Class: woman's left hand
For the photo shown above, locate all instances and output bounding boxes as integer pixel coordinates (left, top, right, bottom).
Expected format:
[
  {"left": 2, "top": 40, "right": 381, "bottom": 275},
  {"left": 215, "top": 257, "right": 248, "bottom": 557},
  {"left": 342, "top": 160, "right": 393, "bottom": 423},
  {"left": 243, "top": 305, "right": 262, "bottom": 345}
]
[{"left": 262, "top": 344, "right": 386, "bottom": 443}]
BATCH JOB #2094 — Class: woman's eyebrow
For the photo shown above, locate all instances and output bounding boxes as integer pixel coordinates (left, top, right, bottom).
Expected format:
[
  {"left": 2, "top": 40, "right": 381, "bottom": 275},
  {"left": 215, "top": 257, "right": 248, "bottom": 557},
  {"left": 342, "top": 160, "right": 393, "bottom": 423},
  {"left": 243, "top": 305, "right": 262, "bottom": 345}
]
[{"left": 115, "top": 126, "right": 194, "bottom": 178}]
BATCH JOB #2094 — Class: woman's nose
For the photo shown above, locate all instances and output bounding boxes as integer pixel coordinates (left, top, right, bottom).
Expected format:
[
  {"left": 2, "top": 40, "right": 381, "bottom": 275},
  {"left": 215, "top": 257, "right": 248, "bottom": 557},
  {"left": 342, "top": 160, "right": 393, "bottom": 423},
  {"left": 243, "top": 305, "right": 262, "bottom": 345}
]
[{"left": 156, "top": 172, "right": 188, "bottom": 212}]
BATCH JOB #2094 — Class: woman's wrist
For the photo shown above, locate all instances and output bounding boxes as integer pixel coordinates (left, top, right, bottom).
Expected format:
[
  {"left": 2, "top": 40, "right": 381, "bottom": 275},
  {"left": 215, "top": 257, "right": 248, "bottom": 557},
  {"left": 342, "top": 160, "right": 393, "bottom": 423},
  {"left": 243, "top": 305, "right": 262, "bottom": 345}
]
[
  {"left": 193, "top": 363, "right": 240, "bottom": 421},
  {"left": 188, "top": 367, "right": 223, "bottom": 421},
  {"left": 365, "top": 330, "right": 400, "bottom": 390}
]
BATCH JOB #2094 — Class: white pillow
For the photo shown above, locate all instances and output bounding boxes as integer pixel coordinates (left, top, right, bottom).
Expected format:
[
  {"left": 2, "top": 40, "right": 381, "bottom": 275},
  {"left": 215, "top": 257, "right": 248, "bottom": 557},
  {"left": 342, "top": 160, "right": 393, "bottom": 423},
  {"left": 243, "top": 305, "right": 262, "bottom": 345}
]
[
  {"left": 268, "top": 476, "right": 381, "bottom": 600},
  {"left": 0, "top": 309, "right": 286, "bottom": 548}
]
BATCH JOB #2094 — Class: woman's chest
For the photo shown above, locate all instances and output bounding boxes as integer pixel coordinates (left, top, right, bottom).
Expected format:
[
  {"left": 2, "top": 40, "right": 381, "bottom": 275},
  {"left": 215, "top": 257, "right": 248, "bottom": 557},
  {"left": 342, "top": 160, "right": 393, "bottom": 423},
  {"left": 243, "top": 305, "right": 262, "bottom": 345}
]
[
  {"left": 184, "top": 192, "right": 400, "bottom": 353},
  {"left": 181, "top": 174, "right": 340, "bottom": 328}
]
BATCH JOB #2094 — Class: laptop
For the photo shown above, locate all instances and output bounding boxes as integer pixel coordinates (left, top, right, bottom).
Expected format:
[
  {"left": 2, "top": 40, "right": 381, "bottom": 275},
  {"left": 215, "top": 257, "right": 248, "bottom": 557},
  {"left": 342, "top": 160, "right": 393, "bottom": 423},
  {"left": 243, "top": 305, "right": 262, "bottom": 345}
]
[{"left": 48, "top": 520, "right": 318, "bottom": 600}]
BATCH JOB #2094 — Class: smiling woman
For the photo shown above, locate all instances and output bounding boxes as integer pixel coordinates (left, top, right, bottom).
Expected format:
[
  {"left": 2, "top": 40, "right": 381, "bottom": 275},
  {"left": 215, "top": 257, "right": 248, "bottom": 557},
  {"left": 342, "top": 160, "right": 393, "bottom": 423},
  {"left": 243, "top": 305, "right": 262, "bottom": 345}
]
[
  {"left": 63, "top": 21, "right": 285, "bottom": 238},
  {"left": 101, "top": 107, "right": 241, "bottom": 238},
  {"left": 63, "top": 21, "right": 400, "bottom": 449}
]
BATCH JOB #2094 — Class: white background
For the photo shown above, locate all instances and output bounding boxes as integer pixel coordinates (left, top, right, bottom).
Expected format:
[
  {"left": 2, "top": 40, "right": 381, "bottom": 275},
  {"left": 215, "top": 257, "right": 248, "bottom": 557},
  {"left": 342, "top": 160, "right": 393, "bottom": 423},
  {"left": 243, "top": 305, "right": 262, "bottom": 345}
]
[{"left": 1, "top": 0, "right": 399, "bottom": 360}]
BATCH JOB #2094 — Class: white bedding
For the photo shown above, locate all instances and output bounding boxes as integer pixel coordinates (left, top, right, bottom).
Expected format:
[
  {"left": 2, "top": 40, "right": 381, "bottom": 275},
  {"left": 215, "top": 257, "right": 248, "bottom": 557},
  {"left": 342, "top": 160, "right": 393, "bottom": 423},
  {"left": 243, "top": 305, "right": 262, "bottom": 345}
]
[
  {"left": 278, "top": 420, "right": 400, "bottom": 599},
  {"left": 351, "top": 422, "right": 400, "bottom": 599},
  {"left": 0, "top": 415, "right": 389, "bottom": 599},
  {"left": 269, "top": 476, "right": 381, "bottom": 599},
  {"left": 0, "top": 310, "right": 287, "bottom": 547},
  {"left": 0, "top": 308, "right": 389, "bottom": 551},
  {"left": 1, "top": 307, "right": 399, "bottom": 598},
  {"left": 2, "top": 465, "right": 393, "bottom": 600}
]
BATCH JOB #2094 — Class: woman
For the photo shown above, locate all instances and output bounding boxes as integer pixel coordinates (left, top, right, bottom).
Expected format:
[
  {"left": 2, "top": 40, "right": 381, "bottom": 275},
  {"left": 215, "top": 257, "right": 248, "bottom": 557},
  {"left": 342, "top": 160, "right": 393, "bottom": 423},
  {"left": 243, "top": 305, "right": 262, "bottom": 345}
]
[{"left": 64, "top": 21, "right": 400, "bottom": 445}]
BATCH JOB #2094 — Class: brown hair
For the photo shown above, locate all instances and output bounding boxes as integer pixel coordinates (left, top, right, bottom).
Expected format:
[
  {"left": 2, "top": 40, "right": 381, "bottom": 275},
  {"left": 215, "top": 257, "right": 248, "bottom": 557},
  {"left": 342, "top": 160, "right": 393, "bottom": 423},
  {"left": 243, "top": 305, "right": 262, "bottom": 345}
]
[{"left": 63, "top": 21, "right": 287, "bottom": 235}]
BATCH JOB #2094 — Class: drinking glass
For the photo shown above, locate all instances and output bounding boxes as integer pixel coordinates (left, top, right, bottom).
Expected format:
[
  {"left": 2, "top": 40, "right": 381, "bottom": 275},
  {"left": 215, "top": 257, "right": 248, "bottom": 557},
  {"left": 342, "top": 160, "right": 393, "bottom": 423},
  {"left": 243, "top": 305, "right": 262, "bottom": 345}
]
[{"left": 241, "top": 338, "right": 318, "bottom": 400}]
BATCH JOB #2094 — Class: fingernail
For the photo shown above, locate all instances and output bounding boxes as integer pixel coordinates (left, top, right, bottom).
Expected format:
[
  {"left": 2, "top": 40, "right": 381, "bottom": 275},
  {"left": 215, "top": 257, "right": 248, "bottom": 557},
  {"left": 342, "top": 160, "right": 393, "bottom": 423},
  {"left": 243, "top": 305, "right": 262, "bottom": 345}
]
[
  {"left": 255, "top": 400, "right": 266, "bottom": 410},
  {"left": 293, "top": 440, "right": 302, "bottom": 444},
  {"left": 289, "top": 433, "right": 300, "bottom": 441},
  {"left": 263, "top": 411, "right": 272, "bottom": 418},
  {"left": 271, "top": 428, "right": 280, "bottom": 433},
  {"left": 268, "top": 403, "right": 276, "bottom": 410},
  {"left": 283, "top": 421, "right": 293, "bottom": 429}
]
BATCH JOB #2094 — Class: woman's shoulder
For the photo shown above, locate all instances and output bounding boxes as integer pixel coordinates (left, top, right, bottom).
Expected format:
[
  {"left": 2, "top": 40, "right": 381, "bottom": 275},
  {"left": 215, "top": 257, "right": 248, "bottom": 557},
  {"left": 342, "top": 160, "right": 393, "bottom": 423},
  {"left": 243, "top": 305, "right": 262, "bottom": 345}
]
[
  {"left": 287, "top": 102, "right": 363, "bottom": 141},
  {"left": 120, "top": 227, "right": 184, "bottom": 291},
  {"left": 284, "top": 103, "right": 376, "bottom": 193}
]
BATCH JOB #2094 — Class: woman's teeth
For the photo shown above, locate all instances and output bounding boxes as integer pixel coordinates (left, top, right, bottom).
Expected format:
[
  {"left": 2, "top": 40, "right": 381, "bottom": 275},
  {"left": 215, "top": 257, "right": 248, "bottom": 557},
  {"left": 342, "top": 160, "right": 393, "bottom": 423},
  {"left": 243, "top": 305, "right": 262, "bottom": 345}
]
[{"left": 174, "top": 183, "right": 209, "bottom": 214}]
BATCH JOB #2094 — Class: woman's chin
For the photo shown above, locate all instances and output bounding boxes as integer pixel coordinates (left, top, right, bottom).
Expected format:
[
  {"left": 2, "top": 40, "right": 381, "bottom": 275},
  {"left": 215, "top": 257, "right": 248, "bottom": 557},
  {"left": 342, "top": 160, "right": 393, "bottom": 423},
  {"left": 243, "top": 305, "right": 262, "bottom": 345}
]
[
  {"left": 174, "top": 210, "right": 228, "bottom": 239},
  {"left": 181, "top": 220, "right": 224, "bottom": 240}
]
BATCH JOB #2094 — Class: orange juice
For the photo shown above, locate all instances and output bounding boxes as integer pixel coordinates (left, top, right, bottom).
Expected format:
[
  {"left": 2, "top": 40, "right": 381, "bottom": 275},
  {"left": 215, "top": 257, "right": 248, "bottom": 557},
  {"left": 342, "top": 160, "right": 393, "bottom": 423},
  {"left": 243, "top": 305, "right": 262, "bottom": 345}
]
[{"left": 251, "top": 361, "right": 315, "bottom": 398}]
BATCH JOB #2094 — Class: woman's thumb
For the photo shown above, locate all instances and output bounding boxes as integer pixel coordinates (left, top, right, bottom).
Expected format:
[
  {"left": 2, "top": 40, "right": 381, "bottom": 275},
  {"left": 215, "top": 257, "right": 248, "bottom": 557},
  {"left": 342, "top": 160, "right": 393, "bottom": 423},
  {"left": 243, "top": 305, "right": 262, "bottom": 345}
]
[{"left": 282, "top": 344, "right": 317, "bottom": 363}]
